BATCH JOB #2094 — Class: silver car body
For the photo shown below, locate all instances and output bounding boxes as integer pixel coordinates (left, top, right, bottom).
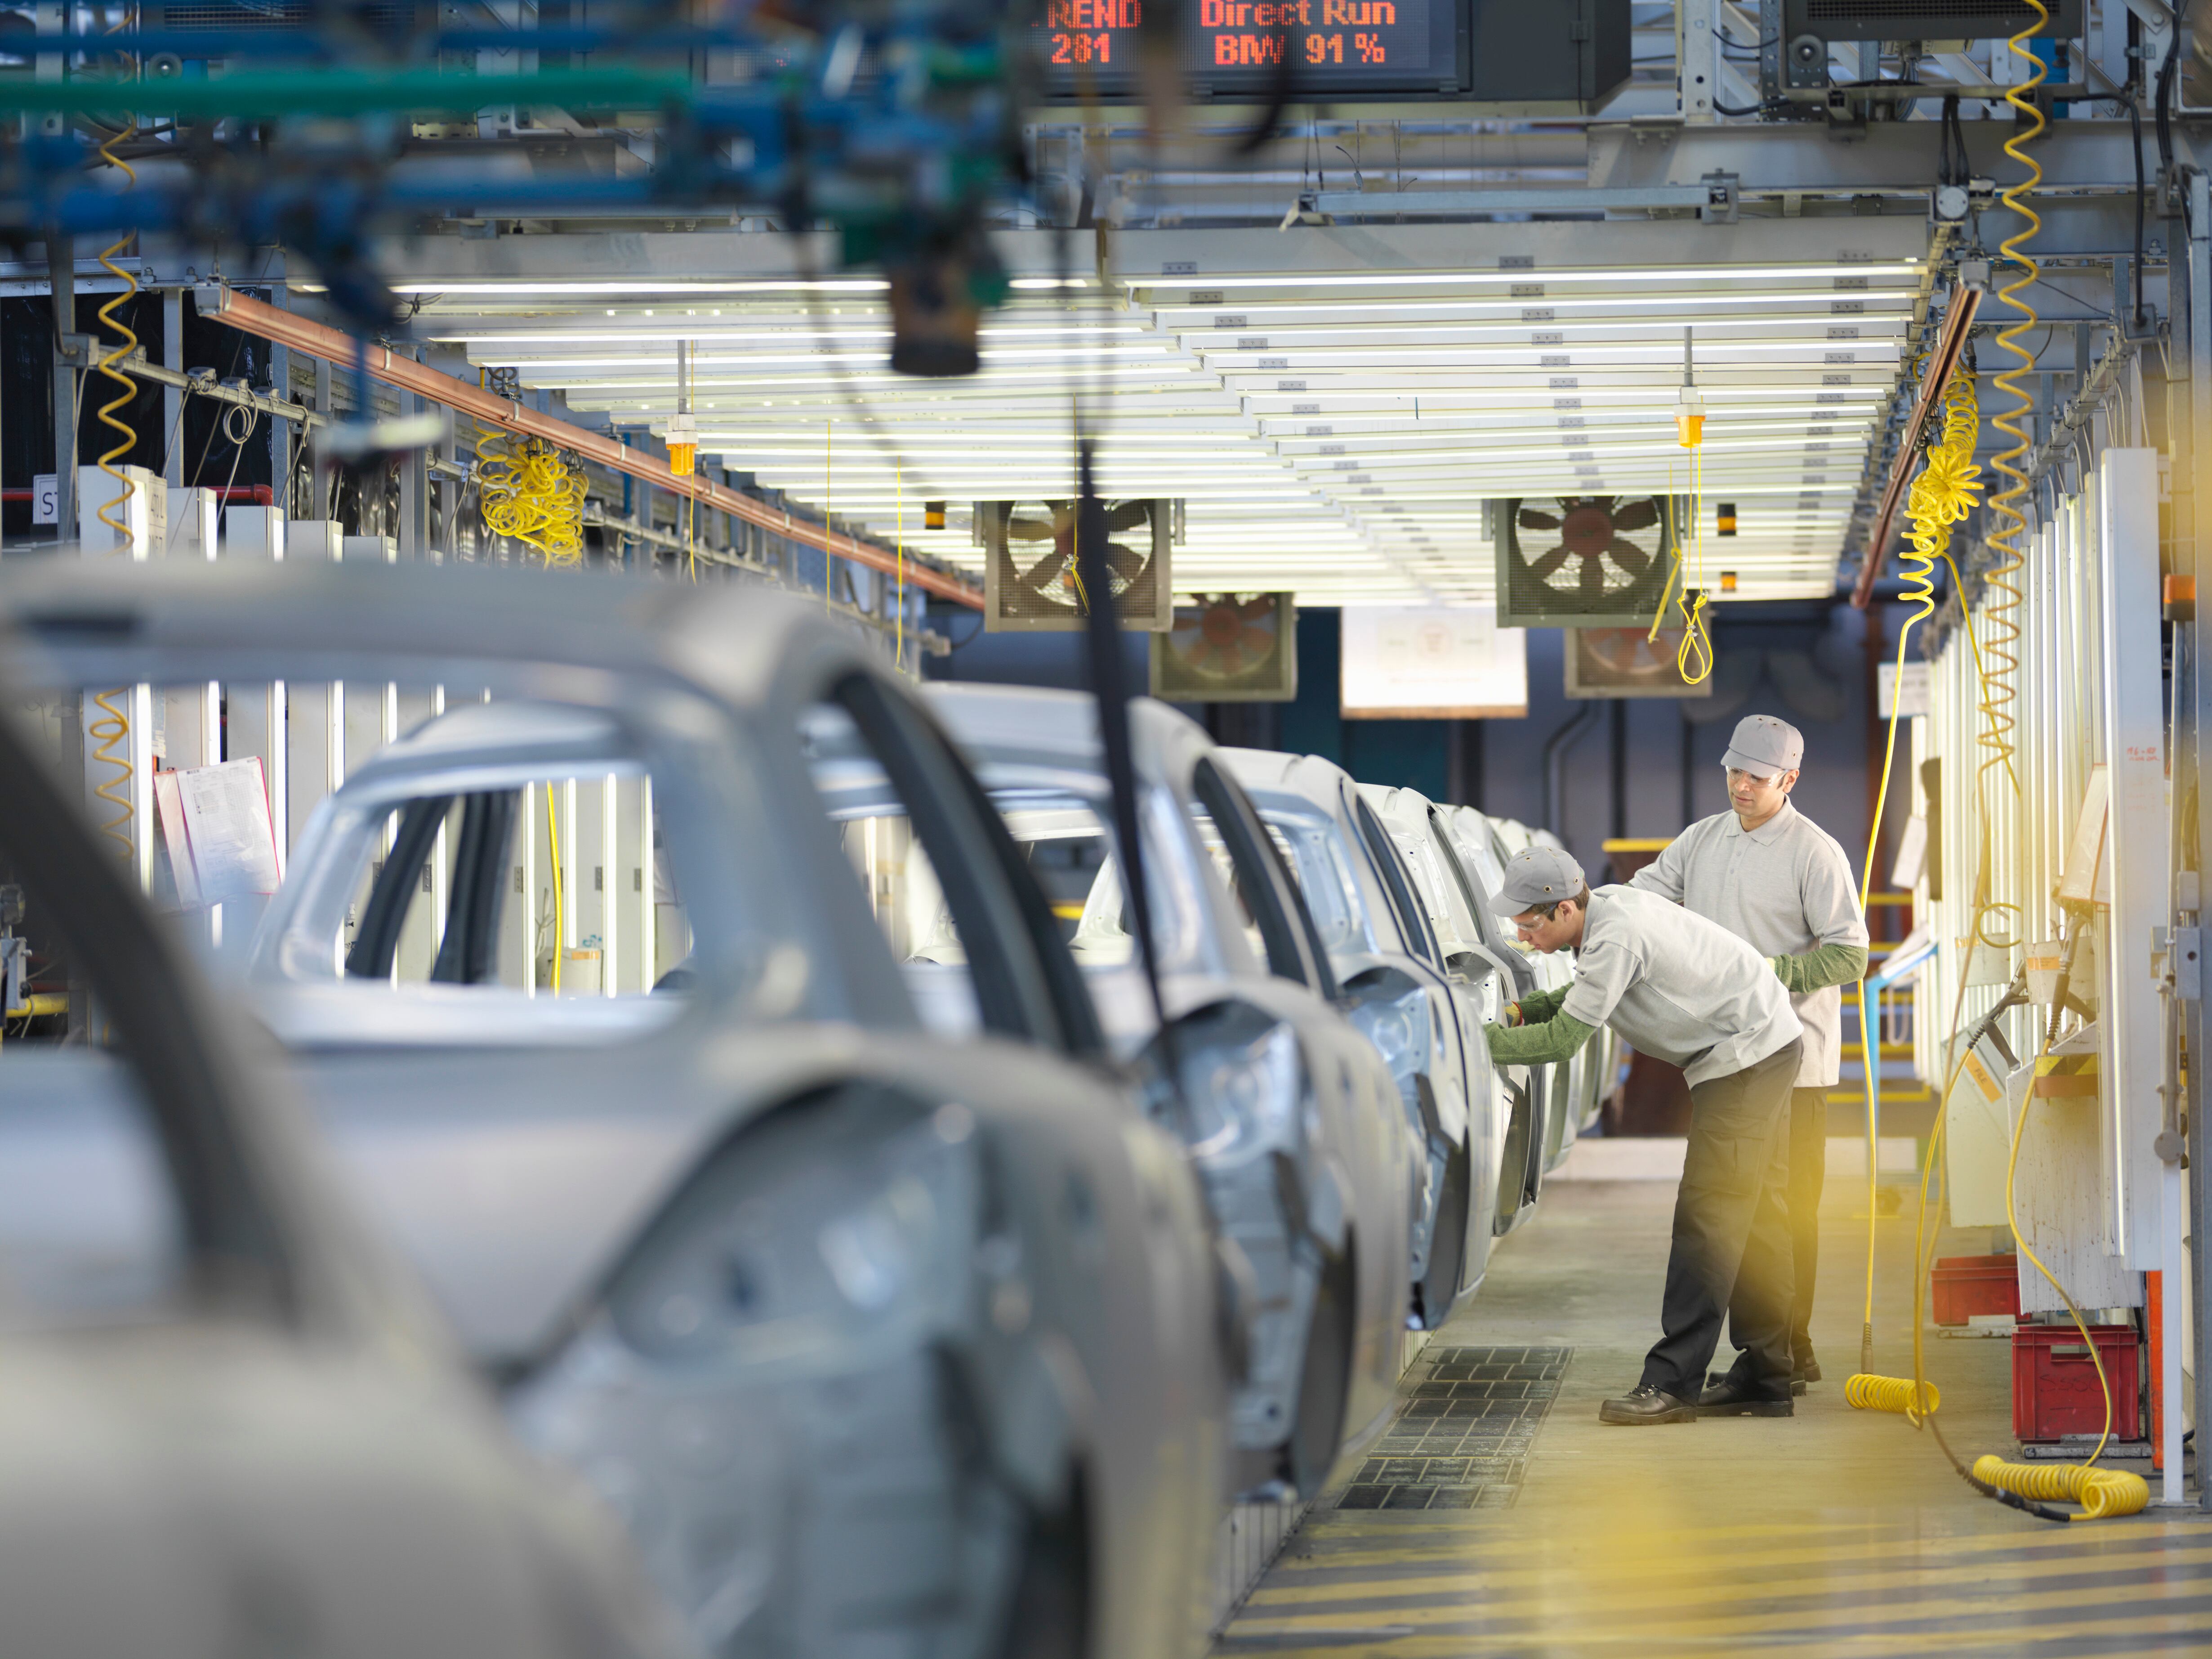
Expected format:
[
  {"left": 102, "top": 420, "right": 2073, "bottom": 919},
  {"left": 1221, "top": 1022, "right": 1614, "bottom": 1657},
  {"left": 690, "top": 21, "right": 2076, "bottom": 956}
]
[
  {"left": 1219, "top": 753, "right": 1515, "bottom": 1319},
  {"left": 1436, "top": 810, "right": 1600, "bottom": 1181},
  {"left": 0, "top": 637, "right": 685, "bottom": 1659},
  {"left": 0, "top": 560, "right": 1227, "bottom": 1659},
  {"left": 927, "top": 685, "right": 1415, "bottom": 1498}
]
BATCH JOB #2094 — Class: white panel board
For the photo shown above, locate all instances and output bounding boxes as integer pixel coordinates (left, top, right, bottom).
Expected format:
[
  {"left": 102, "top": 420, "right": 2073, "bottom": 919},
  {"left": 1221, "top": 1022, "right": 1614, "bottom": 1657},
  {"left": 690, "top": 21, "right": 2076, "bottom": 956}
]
[
  {"left": 1341, "top": 604, "right": 1527, "bottom": 718},
  {"left": 2094, "top": 449, "right": 2166, "bottom": 1268}
]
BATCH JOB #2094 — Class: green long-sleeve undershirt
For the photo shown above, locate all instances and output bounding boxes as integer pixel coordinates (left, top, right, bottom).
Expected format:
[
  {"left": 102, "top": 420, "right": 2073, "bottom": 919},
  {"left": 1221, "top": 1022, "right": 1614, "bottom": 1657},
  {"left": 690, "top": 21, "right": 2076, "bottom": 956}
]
[
  {"left": 1771, "top": 941, "right": 1869, "bottom": 995},
  {"left": 1485, "top": 1006, "right": 1597, "bottom": 1066}
]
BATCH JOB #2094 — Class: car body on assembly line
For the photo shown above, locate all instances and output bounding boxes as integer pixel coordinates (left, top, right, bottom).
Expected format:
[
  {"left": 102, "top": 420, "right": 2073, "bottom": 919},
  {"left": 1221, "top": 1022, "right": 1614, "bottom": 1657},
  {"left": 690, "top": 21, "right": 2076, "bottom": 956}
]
[
  {"left": 925, "top": 685, "right": 1416, "bottom": 1502},
  {"left": 1219, "top": 753, "right": 1517, "bottom": 1322},
  {"left": 0, "top": 636, "right": 687, "bottom": 1659},
  {"left": 1436, "top": 811, "right": 1610, "bottom": 1188},
  {"left": 0, "top": 559, "right": 1228, "bottom": 1659}
]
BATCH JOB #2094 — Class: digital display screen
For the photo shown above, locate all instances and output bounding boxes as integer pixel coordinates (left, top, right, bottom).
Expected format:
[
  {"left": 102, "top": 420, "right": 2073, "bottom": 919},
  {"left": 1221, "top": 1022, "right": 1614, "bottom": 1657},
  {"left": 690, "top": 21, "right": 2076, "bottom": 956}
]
[
  {"left": 1039, "top": 0, "right": 1460, "bottom": 95},
  {"left": 1197, "top": 0, "right": 1430, "bottom": 75}
]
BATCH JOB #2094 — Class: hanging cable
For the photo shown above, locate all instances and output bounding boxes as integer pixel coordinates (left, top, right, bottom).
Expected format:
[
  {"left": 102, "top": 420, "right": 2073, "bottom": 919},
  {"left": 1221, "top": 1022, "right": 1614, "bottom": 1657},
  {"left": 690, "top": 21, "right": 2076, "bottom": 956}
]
[
  {"left": 1648, "top": 328, "right": 1714, "bottom": 684},
  {"left": 669, "top": 339, "right": 699, "bottom": 583},
  {"left": 544, "top": 782, "right": 564, "bottom": 995}
]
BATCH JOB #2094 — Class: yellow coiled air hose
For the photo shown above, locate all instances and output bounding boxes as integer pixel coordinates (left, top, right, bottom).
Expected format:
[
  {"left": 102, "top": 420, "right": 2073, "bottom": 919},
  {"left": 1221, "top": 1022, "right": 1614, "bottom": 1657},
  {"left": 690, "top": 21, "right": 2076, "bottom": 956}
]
[
  {"left": 1978, "top": 0, "right": 2047, "bottom": 802},
  {"left": 89, "top": 121, "right": 143, "bottom": 864},
  {"left": 1845, "top": 1373, "right": 1940, "bottom": 1419},
  {"left": 1849, "top": 359, "right": 1982, "bottom": 1378},
  {"left": 1971, "top": 1457, "right": 2150, "bottom": 1521},
  {"left": 477, "top": 428, "right": 585, "bottom": 566}
]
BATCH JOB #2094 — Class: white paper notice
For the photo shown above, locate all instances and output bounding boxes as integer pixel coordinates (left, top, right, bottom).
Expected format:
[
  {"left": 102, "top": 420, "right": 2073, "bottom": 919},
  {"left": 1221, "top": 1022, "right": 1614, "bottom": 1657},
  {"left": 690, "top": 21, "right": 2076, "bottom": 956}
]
[
  {"left": 1878, "top": 660, "right": 1931, "bottom": 719},
  {"left": 173, "top": 758, "right": 281, "bottom": 906},
  {"left": 1341, "top": 604, "right": 1528, "bottom": 718}
]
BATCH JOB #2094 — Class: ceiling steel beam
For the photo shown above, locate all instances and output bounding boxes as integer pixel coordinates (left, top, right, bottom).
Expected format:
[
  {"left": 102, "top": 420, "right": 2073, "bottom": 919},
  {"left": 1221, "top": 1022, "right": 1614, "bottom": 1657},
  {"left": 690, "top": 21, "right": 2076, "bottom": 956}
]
[
  {"left": 199, "top": 285, "right": 985, "bottom": 607},
  {"left": 1588, "top": 117, "right": 2164, "bottom": 199}
]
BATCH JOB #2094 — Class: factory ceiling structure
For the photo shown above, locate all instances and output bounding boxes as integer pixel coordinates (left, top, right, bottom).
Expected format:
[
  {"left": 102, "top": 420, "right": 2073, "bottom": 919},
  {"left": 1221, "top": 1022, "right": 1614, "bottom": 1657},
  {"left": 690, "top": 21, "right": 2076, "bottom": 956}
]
[{"left": 410, "top": 218, "right": 1922, "bottom": 605}]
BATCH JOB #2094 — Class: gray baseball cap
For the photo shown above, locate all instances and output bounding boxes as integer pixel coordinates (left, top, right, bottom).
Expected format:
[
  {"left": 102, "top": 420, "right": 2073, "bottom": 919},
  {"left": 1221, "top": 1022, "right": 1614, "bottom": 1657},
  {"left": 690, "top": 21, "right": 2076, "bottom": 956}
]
[
  {"left": 1490, "top": 845, "right": 1588, "bottom": 915},
  {"left": 1721, "top": 714, "right": 1804, "bottom": 779}
]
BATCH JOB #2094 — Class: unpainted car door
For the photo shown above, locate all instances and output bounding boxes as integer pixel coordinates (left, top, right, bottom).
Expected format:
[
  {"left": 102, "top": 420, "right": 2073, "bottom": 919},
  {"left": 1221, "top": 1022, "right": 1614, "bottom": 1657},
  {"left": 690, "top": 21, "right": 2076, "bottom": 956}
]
[
  {"left": 0, "top": 679, "right": 681, "bottom": 1659},
  {"left": 1176, "top": 757, "right": 1413, "bottom": 1483}
]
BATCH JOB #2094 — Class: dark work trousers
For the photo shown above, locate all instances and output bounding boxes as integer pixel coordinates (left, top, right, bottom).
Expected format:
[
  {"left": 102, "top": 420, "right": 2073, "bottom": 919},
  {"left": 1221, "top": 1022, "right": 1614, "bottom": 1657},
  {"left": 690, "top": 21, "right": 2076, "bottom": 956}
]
[
  {"left": 1718, "top": 1085, "right": 1827, "bottom": 1385},
  {"left": 1786, "top": 1086, "right": 1827, "bottom": 1364},
  {"left": 1638, "top": 1039, "right": 1802, "bottom": 1401}
]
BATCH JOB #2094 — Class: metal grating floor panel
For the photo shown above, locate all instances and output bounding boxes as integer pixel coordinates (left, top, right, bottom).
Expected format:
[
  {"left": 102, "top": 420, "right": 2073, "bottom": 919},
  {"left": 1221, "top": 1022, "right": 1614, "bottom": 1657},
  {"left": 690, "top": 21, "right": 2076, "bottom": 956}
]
[{"left": 1327, "top": 1345, "right": 1570, "bottom": 1512}]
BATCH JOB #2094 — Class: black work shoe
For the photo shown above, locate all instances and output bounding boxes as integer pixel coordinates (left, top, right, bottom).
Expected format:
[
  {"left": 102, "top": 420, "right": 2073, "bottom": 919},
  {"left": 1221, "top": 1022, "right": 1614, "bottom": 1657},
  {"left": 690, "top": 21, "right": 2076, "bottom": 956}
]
[
  {"left": 1600, "top": 1384, "right": 1698, "bottom": 1425},
  {"left": 1706, "top": 1367, "right": 1810, "bottom": 1398},
  {"left": 1698, "top": 1378, "right": 1795, "bottom": 1417},
  {"left": 1795, "top": 1352, "right": 1822, "bottom": 1386}
]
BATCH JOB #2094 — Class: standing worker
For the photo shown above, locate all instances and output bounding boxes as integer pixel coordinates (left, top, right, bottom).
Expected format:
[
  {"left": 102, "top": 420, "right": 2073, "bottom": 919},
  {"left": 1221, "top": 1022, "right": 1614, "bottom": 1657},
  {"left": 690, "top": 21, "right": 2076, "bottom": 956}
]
[
  {"left": 1484, "top": 845, "right": 1803, "bottom": 1423},
  {"left": 1628, "top": 714, "right": 1868, "bottom": 1404}
]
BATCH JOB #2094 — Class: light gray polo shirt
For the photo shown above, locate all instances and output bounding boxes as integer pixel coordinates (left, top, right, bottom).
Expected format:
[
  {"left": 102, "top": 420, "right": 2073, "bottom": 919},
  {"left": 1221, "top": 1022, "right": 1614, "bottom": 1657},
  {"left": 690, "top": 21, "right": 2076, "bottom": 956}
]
[
  {"left": 1559, "top": 885, "right": 1803, "bottom": 1088},
  {"left": 1628, "top": 799, "right": 1868, "bottom": 1088}
]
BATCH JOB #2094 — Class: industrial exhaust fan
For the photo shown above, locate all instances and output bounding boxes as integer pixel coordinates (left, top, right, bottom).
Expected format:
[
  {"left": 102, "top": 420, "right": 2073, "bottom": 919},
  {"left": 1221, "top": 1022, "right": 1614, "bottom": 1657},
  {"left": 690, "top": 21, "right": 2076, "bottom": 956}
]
[
  {"left": 980, "top": 498, "right": 1176, "bottom": 632},
  {"left": 1493, "top": 495, "right": 1685, "bottom": 630},
  {"left": 1150, "top": 593, "right": 1298, "bottom": 702},
  {"left": 1563, "top": 627, "right": 1713, "bottom": 700}
]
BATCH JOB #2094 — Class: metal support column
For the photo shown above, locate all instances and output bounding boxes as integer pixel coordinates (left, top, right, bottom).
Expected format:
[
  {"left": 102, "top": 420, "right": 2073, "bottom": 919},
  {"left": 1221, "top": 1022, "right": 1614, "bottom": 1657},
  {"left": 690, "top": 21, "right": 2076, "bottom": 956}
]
[
  {"left": 162, "top": 287, "right": 183, "bottom": 495},
  {"left": 2187, "top": 163, "right": 2212, "bottom": 1507},
  {"left": 399, "top": 388, "right": 429, "bottom": 559},
  {"left": 269, "top": 290, "right": 290, "bottom": 517},
  {"left": 52, "top": 238, "right": 79, "bottom": 544},
  {"left": 1678, "top": 0, "right": 1721, "bottom": 124},
  {"left": 310, "top": 354, "right": 332, "bottom": 520}
]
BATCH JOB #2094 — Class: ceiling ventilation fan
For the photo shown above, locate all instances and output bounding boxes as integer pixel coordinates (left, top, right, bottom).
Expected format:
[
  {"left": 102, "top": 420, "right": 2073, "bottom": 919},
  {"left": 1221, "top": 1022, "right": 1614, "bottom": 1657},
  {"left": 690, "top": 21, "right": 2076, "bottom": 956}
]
[
  {"left": 1493, "top": 494, "right": 1683, "bottom": 629},
  {"left": 1562, "top": 627, "right": 1714, "bottom": 700},
  {"left": 981, "top": 498, "right": 1175, "bottom": 631},
  {"left": 1150, "top": 593, "right": 1298, "bottom": 702}
]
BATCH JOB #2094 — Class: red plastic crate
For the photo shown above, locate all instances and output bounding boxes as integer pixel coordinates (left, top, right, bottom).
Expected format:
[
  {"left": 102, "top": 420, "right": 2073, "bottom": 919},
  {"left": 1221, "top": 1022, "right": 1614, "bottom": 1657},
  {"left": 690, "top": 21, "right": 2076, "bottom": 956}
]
[
  {"left": 1931, "top": 1254, "right": 2020, "bottom": 1326},
  {"left": 2011, "top": 1323, "right": 2142, "bottom": 1443}
]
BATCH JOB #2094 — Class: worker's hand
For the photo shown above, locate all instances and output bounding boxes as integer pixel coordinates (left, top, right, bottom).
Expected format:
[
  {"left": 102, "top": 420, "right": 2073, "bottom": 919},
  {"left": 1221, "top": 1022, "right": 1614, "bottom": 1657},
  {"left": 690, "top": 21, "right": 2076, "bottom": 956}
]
[{"left": 1501, "top": 1001, "right": 1523, "bottom": 1028}]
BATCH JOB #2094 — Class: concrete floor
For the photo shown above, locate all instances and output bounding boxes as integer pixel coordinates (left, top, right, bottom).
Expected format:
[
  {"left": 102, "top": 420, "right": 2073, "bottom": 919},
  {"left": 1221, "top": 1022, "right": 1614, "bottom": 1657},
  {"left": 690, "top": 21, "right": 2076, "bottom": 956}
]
[{"left": 1216, "top": 1175, "right": 2212, "bottom": 1656}]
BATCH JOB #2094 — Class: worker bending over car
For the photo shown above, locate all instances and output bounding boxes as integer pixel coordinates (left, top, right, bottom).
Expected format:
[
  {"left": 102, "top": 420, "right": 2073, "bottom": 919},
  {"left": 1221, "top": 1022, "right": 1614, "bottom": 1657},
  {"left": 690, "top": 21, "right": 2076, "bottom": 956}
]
[
  {"left": 1629, "top": 714, "right": 1868, "bottom": 1402},
  {"left": 1483, "top": 845, "right": 1803, "bottom": 1425}
]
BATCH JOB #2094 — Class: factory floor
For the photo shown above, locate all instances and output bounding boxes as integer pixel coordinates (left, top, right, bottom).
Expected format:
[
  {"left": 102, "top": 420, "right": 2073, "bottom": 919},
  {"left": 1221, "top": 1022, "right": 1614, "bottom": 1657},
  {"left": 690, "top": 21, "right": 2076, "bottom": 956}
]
[{"left": 1216, "top": 1174, "right": 2212, "bottom": 1657}]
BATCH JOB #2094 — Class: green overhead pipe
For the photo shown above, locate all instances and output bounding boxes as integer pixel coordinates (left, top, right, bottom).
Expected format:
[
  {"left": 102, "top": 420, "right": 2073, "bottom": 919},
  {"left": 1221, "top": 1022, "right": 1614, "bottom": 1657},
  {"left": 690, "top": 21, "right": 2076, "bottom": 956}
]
[{"left": 0, "top": 68, "right": 693, "bottom": 119}]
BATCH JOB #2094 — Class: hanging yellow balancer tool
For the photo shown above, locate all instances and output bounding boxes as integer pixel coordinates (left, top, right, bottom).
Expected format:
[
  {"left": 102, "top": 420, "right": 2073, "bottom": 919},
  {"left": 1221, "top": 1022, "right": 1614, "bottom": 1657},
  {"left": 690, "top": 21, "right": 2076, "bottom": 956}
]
[{"left": 1647, "top": 326, "right": 1714, "bottom": 685}]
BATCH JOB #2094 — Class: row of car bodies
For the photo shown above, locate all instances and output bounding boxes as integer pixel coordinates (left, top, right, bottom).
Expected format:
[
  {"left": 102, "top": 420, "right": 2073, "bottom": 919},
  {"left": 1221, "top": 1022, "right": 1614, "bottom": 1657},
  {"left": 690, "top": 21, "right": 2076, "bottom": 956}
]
[{"left": 0, "top": 560, "right": 1593, "bottom": 1659}]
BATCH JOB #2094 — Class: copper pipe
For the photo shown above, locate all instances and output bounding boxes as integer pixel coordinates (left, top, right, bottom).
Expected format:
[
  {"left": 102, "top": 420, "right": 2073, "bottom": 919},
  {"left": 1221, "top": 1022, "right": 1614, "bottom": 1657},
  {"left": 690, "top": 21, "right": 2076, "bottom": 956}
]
[
  {"left": 1851, "top": 283, "right": 1980, "bottom": 611},
  {"left": 200, "top": 285, "right": 985, "bottom": 608}
]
